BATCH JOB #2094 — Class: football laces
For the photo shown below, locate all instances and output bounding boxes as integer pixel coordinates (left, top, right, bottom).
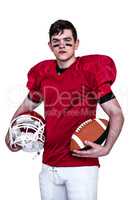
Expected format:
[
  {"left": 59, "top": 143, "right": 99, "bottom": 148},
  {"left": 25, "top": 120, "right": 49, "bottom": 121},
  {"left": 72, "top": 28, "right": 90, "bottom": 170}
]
[{"left": 76, "top": 119, "right": 92, "bottom": 132}]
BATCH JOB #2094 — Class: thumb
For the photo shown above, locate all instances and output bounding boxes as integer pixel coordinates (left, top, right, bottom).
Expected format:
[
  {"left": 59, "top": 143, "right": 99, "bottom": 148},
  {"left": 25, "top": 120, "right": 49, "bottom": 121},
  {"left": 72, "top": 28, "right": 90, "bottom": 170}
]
[{"left": 84, "top": 140, "right": 98, "bottom": 148}]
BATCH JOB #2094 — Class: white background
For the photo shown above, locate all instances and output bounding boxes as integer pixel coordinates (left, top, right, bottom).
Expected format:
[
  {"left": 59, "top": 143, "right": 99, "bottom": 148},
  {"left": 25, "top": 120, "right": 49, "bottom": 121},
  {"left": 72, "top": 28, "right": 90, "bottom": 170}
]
[{"left": 0, "top": 0, "right": 131, "bottom": 199}]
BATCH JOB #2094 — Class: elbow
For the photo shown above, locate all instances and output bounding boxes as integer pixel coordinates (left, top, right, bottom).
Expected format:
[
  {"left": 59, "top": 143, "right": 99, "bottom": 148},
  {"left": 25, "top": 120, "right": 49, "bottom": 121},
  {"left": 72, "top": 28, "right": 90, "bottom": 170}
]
[
  {"left": 110, "top": 106, "right": 125, "bottom": 125},
  {"left": 121, "top": 110, "right": 125, "bottom": 123},
  {"left": 119, "top": 111, "right": 125, "bottom": 126}
]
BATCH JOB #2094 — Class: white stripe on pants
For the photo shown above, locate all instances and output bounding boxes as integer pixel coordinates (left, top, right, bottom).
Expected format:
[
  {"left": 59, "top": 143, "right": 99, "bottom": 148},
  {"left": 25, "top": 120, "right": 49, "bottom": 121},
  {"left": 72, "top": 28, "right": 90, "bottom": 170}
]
[{"left": 39, "top": 164, "right": 99, "bottom": 200}]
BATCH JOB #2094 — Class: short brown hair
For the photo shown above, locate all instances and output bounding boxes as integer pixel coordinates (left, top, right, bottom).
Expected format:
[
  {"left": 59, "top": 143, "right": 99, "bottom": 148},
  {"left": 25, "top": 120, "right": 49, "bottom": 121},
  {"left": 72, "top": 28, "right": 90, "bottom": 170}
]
[{"left": 49, "top": 20, "right": 77, "bottom": 42}]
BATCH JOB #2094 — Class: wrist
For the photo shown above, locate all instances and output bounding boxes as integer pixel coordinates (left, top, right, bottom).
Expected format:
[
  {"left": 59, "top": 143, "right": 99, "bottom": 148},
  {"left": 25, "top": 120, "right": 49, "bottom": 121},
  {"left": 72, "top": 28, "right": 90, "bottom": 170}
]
[{"left": 104, "top": 144, "right": 112, "bottom": 154}]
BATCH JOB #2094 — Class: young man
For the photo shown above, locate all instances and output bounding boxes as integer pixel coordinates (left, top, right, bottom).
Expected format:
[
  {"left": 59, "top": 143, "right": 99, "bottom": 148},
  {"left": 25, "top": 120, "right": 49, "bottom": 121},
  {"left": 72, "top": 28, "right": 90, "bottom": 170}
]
[{"left": 5, "top": 20, "right": 124, "bottom": 200}]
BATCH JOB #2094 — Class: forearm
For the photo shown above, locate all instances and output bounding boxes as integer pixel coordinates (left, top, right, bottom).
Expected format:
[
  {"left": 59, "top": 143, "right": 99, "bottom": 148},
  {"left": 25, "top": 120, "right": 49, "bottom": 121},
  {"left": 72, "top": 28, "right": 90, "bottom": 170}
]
[
  {"left": 11, "top": 96, "right": 41, "bottom": 120},
  {"left": 72, "top": 99, "right": 124, "bottom": 158},
  {"left": 104, "top": 106, "right": 124, "bottom": 151}
]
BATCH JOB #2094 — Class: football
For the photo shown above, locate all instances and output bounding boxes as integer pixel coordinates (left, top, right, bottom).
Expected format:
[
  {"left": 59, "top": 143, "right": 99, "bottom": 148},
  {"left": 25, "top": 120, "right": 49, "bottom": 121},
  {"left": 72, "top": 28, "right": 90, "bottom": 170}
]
[{"left": 70, "top": 118, "right": 109, "bottom": 151}]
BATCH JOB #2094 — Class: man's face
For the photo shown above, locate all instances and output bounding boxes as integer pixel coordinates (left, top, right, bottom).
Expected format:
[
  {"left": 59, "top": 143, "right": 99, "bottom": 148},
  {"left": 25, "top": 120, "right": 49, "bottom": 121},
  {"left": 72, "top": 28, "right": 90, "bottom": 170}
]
[{"left": 49, "top": 29, "right": 79, "bottom": 62}]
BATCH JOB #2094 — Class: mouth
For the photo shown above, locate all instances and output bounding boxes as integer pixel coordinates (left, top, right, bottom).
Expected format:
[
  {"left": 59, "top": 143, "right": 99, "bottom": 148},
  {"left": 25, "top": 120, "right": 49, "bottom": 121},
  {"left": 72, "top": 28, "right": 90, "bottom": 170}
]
[{"left": 58, "top": 51, "right": 67, "bottom": 54}]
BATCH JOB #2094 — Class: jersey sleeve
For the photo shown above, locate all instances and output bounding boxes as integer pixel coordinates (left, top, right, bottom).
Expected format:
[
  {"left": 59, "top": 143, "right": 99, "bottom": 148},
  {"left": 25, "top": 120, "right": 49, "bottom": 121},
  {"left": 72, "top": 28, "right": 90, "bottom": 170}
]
[
  {"left": 26, "top": 64, "right": 43, "bottom": 103},
  {"left": 95, "top": 55, "right": 117, "bottom": 104}
]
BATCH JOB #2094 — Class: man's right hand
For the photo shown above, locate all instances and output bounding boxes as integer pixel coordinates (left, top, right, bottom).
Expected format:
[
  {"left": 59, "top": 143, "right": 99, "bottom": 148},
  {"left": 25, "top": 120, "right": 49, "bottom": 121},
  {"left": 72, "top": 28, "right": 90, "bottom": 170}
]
[
  {"left": 5, "top": 95, "right": 41, "bottom": 152},
  {"left": 5, "top": 130, "right": 22, "bottom": 152}
]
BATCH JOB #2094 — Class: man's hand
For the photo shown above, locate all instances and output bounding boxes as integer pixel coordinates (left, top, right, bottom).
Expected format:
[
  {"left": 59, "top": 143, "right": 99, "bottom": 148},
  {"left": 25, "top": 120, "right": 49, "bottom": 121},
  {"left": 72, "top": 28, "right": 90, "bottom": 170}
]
[
  {"left": 5, "top": 130, "right": 22, "bottom": 152},
  {"left": 72, "top": 141, "right": 110, "bottom": 158},
  {"left": 72, "top": 98, "right": 124, "bottom": 158},
  {"left": 5, "top": 95, "right": 41, "bottom": 152}
]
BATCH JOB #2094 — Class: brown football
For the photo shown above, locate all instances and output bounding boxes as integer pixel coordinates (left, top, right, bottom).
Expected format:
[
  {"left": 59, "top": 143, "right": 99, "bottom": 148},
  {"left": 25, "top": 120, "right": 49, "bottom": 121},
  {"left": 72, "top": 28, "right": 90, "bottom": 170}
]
[{"left": 70, "top": 118, "right": 109, "bottom": 151}]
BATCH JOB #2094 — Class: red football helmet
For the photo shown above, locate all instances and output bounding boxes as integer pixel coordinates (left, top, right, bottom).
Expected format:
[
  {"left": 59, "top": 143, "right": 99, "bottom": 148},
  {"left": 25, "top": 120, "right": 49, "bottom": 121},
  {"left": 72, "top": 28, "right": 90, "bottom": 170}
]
[{"left": 9, "top": 111, "right": 45, "bottom": 153}]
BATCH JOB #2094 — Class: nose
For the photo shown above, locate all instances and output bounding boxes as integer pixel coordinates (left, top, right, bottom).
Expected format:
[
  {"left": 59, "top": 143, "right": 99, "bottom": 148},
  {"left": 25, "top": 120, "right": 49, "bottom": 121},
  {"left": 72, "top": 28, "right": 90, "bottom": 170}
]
[{"left": 59, "top": 40, "right": 65, "bottom": 48}]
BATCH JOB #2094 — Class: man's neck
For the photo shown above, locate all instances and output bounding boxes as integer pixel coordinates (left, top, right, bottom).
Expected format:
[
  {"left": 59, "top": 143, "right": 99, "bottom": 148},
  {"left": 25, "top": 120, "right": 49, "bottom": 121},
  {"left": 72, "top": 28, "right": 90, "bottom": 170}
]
[{"left": 57, "top": 56, "right": 76, "bottom": 69}]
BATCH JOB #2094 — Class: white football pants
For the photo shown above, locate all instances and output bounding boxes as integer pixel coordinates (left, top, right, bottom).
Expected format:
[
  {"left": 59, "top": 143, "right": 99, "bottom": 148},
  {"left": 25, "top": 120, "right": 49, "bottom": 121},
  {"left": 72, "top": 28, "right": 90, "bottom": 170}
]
[{"left": 39, "top": 164, "right": 99, "bottom": 200}]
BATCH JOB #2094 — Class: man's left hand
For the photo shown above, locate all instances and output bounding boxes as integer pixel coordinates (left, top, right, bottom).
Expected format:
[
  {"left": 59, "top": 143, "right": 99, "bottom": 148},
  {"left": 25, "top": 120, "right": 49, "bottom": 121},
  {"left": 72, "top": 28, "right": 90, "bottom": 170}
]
[{"left": 72, "top": 141, "right": 110, "bottom": 158}]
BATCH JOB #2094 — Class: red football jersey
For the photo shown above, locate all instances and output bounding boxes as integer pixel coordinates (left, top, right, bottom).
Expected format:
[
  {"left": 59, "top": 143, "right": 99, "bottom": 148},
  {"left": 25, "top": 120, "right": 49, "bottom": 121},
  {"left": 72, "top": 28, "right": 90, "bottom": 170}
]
[{"left": 27, "top": 55, "right": 116, "bottom": 167}]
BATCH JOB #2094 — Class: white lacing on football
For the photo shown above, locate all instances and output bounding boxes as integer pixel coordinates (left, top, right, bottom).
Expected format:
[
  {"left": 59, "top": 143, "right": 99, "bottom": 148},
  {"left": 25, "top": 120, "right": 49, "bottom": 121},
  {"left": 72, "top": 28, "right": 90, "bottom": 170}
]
[
  {"left": 75, "top": 119, "right": 92, "bottom": 133},
  {"left": 75, "top": 118, "right": 107, "bottom": 133}
]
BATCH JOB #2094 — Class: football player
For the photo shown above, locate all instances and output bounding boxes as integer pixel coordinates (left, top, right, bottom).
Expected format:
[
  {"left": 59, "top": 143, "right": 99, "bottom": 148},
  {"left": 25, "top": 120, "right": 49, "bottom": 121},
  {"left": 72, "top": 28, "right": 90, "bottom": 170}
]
[{"left": 5, "top": 20, "right": 124, "bottom": 200}]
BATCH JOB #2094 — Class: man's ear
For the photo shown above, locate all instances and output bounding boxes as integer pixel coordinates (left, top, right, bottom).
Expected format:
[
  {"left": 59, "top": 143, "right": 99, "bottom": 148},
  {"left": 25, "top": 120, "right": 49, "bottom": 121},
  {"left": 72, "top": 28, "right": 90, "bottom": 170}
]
[
  {"left": 75, "top": 39, "right": 79, "bottom": 50},
  {"left": 48, "top": 42, "right": 53, "bottom": 52}
]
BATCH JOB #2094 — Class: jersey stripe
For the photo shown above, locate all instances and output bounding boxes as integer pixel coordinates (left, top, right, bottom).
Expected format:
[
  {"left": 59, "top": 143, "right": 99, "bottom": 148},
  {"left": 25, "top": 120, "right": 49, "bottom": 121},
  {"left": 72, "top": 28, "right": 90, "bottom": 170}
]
[
  {"left": 71, "top": 134, "right": 85, "bottom": 149},
  {"left": 95, "top": 119, "right": 106, "bottom": 130}
]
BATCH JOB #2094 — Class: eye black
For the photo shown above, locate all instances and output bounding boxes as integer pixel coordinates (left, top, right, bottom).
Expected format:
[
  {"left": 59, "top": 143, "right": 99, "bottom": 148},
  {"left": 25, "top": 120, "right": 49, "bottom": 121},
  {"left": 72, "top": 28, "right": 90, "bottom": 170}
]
[
  {"left": 52, "top": 44, "right": 60, "bottom": 48},
  {"left": 65, "top": 43, "right": 72, "bottom": 47}
]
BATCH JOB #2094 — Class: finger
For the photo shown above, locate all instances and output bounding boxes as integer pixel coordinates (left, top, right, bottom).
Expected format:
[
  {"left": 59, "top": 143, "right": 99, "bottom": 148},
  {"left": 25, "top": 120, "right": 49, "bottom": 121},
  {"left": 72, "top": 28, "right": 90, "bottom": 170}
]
[
  {"left": 72, "top": 154, "right": 88, "bottom": 157},
  {"left": 72, "top": 153, "right": 97, "bottom": 158},
  {"left": 72, "top": 149, "right": 82, "bottom": 153},
  {"left": 84, "top": 140, "right": 100, "bottom": 148},
  {"left": 72, "top": 150, "right": 92, "bottom": 155},
  {"left": 73, "top": 148, "right": 97, "bottom": 155},
  {"left": 74, "top": 149, "right": 96, "bottom": 155},
  {"left": 9, "top": 144, "right": 22, "bottom": 152}
]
